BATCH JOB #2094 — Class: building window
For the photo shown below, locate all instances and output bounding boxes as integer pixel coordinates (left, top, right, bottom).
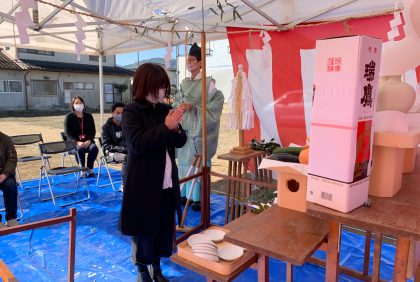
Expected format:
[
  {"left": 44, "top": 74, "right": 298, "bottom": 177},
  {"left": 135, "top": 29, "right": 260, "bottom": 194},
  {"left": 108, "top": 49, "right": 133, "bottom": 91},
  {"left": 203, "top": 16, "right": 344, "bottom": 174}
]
[
  {"left": 85, "top": 83, "right": 94, "bottom": 90},
  {"left": 0, "top": 80, "right": 23, "bottom": 93},
  {"left": 63, "top": 82, "right": 94, "bottom": 90},
  {"left": 63, "top": 82, "right": 74, "bottom": 90},
  {"left": 32, "top": 80, "right": 58, "bottom": 96},
  {"left": 74, "top": 82, "right": 85, "bottom": 90},
  {"left": 104, "top": 83, "right": 121, "bottom": 103},
  {"left": 89, "top": 55, "right": 106, "bottom": 63},
  {"left": 18, "top": 48, "right": 54, "bottom": 56}
]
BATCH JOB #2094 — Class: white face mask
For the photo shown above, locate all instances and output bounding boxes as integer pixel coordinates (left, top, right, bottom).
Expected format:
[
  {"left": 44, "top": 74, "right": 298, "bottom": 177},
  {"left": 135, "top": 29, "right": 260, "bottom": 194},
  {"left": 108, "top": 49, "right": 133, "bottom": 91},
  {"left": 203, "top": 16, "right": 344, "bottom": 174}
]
[
  {"left": 113, "top": 114, "right": 122, "bottom": 123},
  {"left": 158, "top": 88, "right": 166, "bottom": 102},
  {"left": 74, "top": 104, "right": 84, "bottom": 112},
  {"left": 146, "top": 89, "right": 166, "bottom": 104}
]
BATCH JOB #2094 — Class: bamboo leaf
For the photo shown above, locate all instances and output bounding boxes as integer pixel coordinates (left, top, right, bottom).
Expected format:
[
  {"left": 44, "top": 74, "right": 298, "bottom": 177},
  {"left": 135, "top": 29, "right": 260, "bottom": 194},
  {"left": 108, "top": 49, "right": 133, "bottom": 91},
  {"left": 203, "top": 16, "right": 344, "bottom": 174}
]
[
  {"left": 220, "top": 10, "right": 224, "bottom": 21},
  {"left": 141, "top": 28, "right": 147, "bottom": 37},
  {"left": 209, "top": 7, "right": 218, "bottom": 16},
  {"left": 234, "top": 9, "right": 243, "bottom": 21},
  {"left": 175, "top": 31, "right": 180, "bottom": 39},
  {"left": 217, "top": 3, "right": 223, "bottom": 12}
]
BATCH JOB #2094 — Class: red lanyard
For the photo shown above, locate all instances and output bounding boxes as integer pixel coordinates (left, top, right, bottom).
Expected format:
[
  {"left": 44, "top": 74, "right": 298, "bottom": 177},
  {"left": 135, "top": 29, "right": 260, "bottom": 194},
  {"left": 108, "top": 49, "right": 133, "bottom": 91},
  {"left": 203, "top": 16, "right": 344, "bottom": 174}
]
[{"left": 78, "top": 115, "right": 84, "bottom": 134}]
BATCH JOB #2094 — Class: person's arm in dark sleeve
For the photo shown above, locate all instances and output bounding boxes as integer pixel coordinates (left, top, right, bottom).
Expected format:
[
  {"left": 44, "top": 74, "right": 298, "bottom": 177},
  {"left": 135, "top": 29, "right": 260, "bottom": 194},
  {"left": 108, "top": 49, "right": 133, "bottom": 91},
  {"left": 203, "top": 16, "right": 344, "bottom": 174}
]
[
  {"left": 86, "top": 114, "right": 96, "bottom": 142},
  {"left": 101, "top": 122, "right": 116, "bottom": 152},
  {"left": 169, "top": 124, "right": 187, "bottom": 148},
  {"left": 2, "top": 136, "right": 17, "bottom": 178},
  {"left": 64, "top": 113, "right": 76, "bottom": 142},
  {"left": 122, "top": 107, "right": 173, "bottom": 156}
]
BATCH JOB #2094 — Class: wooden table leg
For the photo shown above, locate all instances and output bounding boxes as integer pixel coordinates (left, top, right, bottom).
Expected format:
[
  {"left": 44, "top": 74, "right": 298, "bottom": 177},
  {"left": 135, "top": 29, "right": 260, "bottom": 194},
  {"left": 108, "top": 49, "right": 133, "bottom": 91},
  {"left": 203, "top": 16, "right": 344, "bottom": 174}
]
[
  {"left": 286, "top": 262, "right": 293, "bottom": 282},
  {"left": 257, "top": 254, "right": 269, "bottom": 282},
  {"left": 394, "top": 237, "right": 410, "bottom": 282},
  {"left": 372, "top": 231, "right": 382, "bottom": 282},
  {"left": 363, "top": 231, "right": 372, "bottom": 276},
  {"left": 239, "top": 160, "right": 248, "bottom": 216},
  {"left": 326, "top": 221, "right": 340, "bottom": 282},
  {"left": 225, "top": 161, "right": 233, "bottom": 224},
  {"left": 206, "top": 277, "right": 216, "bottom": 282},
  {"left": 234, "top": 162, "right": 242, "bottom": 219},
  {"left": 230, "top": 161, "right": 238, "bottom": 222}
]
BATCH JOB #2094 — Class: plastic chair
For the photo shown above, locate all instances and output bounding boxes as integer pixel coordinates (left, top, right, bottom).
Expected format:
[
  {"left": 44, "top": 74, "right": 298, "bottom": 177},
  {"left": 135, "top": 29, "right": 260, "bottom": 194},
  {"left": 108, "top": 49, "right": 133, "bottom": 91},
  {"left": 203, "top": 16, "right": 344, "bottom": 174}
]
[
  {"left": 10, "top": 133, "right": 49, "bottom": 190},
  {"left": 96, "top": 137, "right": 122, "bottom": 191},
  {"left": 38, "top": 141, "right": 90, "bottom": 207}
]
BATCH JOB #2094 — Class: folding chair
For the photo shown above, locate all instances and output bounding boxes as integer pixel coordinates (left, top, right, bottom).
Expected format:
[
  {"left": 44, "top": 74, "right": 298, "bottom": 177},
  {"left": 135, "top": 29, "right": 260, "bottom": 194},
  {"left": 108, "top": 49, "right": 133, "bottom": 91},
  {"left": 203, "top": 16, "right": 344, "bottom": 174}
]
[
  {"left": 38, "top": 141, "right": 90, "bottom": 207},
  {"left": 59, "top": 132, "right": 75, "bottom": 166},
  {"left": 96, "top": 137, "right": 122, "bottom": 191},
  {"left": 10, "top": 133, "right": 49, "bottom": 190}
]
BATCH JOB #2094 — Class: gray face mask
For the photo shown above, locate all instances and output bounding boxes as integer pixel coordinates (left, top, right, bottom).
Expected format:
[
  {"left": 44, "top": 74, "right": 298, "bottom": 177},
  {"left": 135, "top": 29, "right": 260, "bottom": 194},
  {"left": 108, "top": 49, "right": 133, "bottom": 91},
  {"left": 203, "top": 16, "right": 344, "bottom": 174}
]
[{"left": 113, "top": 114, "right": 122, "bottom": 123}]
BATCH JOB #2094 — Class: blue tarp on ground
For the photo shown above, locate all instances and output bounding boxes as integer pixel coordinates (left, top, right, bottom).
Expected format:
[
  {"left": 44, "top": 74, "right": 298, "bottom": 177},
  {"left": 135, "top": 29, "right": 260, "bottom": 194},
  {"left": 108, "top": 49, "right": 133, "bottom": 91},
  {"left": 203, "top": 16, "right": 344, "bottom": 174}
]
[{"left": 0, "top": 169, "right": 413, "bottom": 281}]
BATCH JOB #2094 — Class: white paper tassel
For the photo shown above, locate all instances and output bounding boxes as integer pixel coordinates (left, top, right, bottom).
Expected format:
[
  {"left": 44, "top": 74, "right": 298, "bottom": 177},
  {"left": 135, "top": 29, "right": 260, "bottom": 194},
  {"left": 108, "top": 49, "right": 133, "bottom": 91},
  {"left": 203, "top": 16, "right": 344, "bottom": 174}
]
[{"left": 226, "top": 65, "right": 255, "bottom": 130}]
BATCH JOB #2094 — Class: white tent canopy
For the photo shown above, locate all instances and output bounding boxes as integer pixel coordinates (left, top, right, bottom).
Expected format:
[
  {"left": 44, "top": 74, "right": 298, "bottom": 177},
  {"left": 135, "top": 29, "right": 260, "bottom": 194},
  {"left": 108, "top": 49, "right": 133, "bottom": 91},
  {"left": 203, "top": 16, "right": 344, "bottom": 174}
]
[{"left": 0, "top": 0, "right": 398, "bottom": 56}]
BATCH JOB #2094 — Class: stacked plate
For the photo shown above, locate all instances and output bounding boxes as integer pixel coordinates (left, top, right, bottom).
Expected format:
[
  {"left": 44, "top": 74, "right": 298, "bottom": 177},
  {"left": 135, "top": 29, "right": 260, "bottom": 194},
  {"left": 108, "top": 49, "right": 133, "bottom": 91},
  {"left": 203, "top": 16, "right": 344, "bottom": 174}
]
[
  {"left": 187, "top": 234, "right": 219, "bottom": 262},
  {"left": 187, "top": 230, "right": 245, "bottom": 262},
  {"left": 203, "top": 229, "right": 226, "bottom": 242}
]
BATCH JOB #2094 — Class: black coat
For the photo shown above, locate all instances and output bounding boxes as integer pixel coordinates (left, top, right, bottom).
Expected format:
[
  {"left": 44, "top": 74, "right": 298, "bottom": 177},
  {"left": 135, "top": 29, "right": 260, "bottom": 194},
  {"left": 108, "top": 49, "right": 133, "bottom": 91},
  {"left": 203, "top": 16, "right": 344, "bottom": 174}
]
[
  {"left": 119, "top": 100, "right": 187, "bottom": 236},
  {"left": 64, "top": 112, "right": 96, "bottom": 143},
  {"left": 101, "top": 117, "right": 127, "bottom": 153}
]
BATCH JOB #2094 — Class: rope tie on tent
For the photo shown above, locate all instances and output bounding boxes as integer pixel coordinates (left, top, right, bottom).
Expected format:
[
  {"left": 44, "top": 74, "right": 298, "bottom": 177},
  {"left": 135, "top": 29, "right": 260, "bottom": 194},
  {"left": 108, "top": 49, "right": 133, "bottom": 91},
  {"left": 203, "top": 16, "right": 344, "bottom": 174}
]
[{"left": 343, "top": 20, "right": 352, "bottom": 35}]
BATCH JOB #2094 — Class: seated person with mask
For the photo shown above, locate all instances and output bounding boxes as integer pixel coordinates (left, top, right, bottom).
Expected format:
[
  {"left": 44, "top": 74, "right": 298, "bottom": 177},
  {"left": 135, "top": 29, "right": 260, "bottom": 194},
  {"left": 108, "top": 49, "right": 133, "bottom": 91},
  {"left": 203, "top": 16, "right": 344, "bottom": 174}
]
[{"left": 101, "top": 102, "right": 127, "bottom": 185}]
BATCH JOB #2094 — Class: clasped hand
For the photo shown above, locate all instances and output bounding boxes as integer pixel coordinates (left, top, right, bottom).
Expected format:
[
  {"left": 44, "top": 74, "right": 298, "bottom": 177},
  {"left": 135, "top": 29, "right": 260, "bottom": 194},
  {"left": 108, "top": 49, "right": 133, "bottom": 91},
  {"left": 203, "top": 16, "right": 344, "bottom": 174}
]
[
  {"left": 165, "top": 107, "right": 185, "bottom": 131},
  {"left": 77, "top": 140, "right": 91, "bottom": 148}
]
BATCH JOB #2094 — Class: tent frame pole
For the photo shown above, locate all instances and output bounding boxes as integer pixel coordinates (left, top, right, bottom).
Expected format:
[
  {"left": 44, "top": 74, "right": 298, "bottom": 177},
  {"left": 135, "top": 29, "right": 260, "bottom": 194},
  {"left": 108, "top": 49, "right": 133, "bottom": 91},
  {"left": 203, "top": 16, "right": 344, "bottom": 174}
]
[
  {"left": 200, "top": 32, "right": 211, "bottom": 228},
  {"left": 98, "top": 29, "right": 104, "bottom": 132}
]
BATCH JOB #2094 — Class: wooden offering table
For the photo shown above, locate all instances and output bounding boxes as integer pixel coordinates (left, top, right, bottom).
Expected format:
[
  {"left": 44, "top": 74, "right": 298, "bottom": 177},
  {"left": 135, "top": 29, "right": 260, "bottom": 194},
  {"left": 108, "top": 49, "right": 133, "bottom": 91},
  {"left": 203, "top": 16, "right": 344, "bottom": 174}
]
[
  {"left": 217, "top": 150, "right": 273, "bottom": 224},
  {"left": 307, "top": 151, "right": 420, "bottom": 282},
  {"left": 224, "top": 206, "right": 329, "bottom": 281}
]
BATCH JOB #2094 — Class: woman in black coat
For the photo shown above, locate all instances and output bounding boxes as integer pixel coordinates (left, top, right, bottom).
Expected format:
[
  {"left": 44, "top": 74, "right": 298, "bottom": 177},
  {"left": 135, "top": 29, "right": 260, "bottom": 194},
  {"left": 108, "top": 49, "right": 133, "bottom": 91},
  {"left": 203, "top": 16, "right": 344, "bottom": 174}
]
[
  {"left": 119, "top": 63, "right": 187, "bottom": 282},
  {"left": 64, "top": 96, "right": 98, "bottom": 177}
]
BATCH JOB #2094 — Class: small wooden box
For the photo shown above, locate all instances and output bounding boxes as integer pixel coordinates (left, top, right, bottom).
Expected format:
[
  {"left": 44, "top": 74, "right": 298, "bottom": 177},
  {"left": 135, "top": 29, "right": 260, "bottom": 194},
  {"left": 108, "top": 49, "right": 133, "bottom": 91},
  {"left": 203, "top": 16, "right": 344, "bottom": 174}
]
[
  {"left": 177, "top": 226, "right": 255, "bottom": 275},
  {"left": 259, "top": 159, "right": 308, "bottom": 212}
]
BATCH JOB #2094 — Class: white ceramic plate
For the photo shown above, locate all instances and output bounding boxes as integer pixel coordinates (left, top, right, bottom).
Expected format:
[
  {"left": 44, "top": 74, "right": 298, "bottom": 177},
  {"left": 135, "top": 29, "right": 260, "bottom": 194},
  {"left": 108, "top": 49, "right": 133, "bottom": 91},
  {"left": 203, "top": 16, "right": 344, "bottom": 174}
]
[
  {"left": 187, "top": 234, "right": 213, "bottom": 247},
  {"left": 194, "top": 252, "right": 219, "bottom": 262},
  {"left": 203, "top": 229, "right": 226, "bottom": 242},
  {"left": 191, "top": 243, "right": 218, "bottom": 251},
  {"left": 218, "top": 245, "right": 244, "bottom": 261},
  {"left": 193, "top": 248, "right": 219, "bottom": 257}
]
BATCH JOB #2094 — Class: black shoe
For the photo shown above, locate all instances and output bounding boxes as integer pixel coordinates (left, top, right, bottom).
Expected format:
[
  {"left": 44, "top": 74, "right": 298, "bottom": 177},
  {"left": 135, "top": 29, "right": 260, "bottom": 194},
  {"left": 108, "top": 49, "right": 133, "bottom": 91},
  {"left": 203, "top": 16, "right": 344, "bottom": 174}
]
[
  {"left": 191, "top": 201, "right": 201, "bottom": 212},
  {"left": 137, "top": 271, "right": 152, "bottom": 282},
  {"left": 87, "top": 172, "right": 96, "bottom": 178},
  {"left": 152, "top": 263, "right": 169, "bottom": 282},
  {"left": 180, "top": 196, "right": 187, "bottom": 205}
]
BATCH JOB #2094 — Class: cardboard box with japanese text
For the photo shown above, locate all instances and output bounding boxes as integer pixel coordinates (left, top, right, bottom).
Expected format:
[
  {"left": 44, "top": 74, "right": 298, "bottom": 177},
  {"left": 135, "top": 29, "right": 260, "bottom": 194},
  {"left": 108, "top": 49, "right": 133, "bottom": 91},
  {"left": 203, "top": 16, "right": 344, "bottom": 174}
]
[{"left": 307, "top": 35, "right": 382, "bottom": 213}]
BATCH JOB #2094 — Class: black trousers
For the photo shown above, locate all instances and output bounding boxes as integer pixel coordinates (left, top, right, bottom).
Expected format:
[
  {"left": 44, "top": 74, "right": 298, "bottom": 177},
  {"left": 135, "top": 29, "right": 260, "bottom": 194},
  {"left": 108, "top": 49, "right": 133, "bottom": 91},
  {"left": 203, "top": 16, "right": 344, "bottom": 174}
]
[
  {"left": 76, "top": 143, "right": 99, "bottom": 169},
  {"left": 132, "top": 188, "right": 176, "bottom": 265},
  {"left": 0, "top": 175, "right": 18, "bottom": 222}
]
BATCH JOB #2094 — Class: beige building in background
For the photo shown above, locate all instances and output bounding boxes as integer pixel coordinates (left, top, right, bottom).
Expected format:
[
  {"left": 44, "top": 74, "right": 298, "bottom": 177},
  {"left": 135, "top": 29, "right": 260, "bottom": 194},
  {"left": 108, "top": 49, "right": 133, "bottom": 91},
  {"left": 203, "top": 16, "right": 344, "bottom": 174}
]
[{"left": 0, "top": 47, "right": 133, "bottom": 111}]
